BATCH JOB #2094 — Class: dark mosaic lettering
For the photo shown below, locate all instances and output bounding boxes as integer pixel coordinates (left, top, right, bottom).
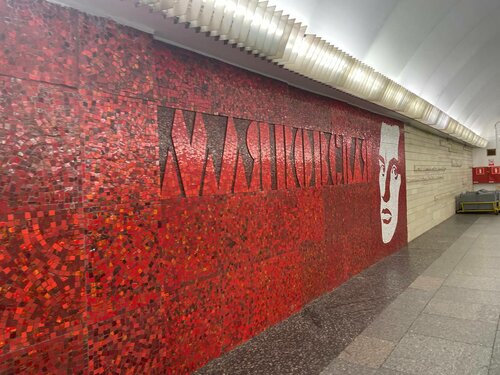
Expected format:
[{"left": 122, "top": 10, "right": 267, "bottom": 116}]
[{"left": 158, "top": 107, "right": 370, "bottom": 197}]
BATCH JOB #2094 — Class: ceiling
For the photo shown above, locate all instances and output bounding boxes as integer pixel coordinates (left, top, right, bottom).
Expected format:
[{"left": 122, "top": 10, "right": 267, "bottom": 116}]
[
  {"left": 50, "top": 0, "right": 500, "bottom": 140},
  {"left": 268, "top": 0, "right": 500, "bottom": 140}
]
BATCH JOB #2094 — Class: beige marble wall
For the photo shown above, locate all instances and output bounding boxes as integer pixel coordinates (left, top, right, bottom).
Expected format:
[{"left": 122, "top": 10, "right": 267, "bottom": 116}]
[{"left": 405, "top": 125, "right": 473, "bottom": 241}]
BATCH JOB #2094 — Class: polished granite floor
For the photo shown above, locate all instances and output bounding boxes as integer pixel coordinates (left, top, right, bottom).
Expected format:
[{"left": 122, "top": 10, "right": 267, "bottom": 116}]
[{"left": 196, "top": 214, "right": 500, "bottom": 375}]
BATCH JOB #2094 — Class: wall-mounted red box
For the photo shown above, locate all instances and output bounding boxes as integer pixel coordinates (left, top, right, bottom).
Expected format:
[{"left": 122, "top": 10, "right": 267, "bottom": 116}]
[
  {"left": 490, "top": 166, "right": 500, "bottom": 183},
  {"left": 472, "top": 167, "right": 490, "bottom": 184},
  {"left": 473, "top": 166, "right": 500, "bottom": 184}
]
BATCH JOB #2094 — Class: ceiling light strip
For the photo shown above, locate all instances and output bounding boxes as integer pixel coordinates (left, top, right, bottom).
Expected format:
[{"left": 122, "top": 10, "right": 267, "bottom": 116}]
[{"left": 139, "top": 0, "right": 488, "bottom": 148}]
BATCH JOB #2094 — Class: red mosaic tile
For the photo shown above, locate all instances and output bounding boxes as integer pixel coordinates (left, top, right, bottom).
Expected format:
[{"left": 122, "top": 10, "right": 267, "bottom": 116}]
[
  {"left": 217, "top": 194, "right": 282, "bottom": 267},
  {"left": 0, "top": 77, "right": 81, "bottom": 213},
  {"left": 217, "top": 189, "right": 324, "bottom": 269},
  {"left": 209, "top": 61, "right": 287, "bottom": 124},
  {"left": 231, "top": 119, "right": 261, "bottom": 193},
  {"left": 0, "top": 0, "right": 78, "bottom": 86},
  {"left": 78, "top": 13, "right": 156, "bottom": 98},
  {"left": 286, "top": 86, "right": 332, "bottom": 132},
  {"left": 165, "top": 276, "right": 223, "bottom": 373},
  {"left": 299, "top": 241, "right": 332, "bottom": 302},
  {"left": 154, "top": 42, "right": 287, "bottom": 124},
  {"left": 295, "top": 188, "right": 325, "bottom": 242},
  {"left": 85, "top": 203, "right": 162, "bottom": 324},
  {"left": 260, "top": 252, "right": 304, "bottom": 327},
  {"left": 158, "top": 197, "right": 224, "bottom": 291},
  {"left": 0, "top": 330, "right": 86, "bottom": 374},
  {"left": 81, "top": 91, "right": 159, "bottom": 207},
  {"left": 221, "top": 253, "right": 306, "bottom": 352},
  {"left": 87, "top": 302, "right": 164, "bottom": 374},
  {"left": 0, "top": 208, "right": 84, "bottom": 354},
  {"left": 221, "top": 262, "right": 268, "bottom": 351},
  {"left": 154, "top": 43, "right": 214, "bottom": 113}
]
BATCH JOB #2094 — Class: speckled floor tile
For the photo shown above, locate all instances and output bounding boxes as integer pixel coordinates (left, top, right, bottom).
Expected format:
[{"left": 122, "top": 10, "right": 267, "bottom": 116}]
[
  {"left": 421, "top": 263, "right": 455, "bottom": 278},
  {"left": 453, "top": 266, "right": 500, "bottom": 279},
  {"left": 434, "top": 286, "right": 500, "bottom": 307},
  {"left": 383, "top": 334, "right": 490, "bottom": 375},
  {"left": 421, "top": 252, "right": 466, "bottom": 278},
  {"left": 362, "top": 307, "right": 419, "bottom": 342},
  {"left": 424, "top": 299, "right": 500, "bottom": 323},
  {"left": 481, "top": 227, "right": 500, "bottom": 236},
  {"left": 409, "top": 276, "right": 444, "bottom": 292},
  {"left": 375, "top": 368, "right": 408, "bottom": 375},
  {"left": 337, "top": 335, "right": 395, "bottom": 369},
  {"left": 406, "top": 236, "right": 456, "bottom": 251},
  {"left": 444, "top": 274, "right": 500, "bottom": 292},
  {"left": 385, "top": 288, "right": 434, "bottom": 315},
  {"left": 409, "top": 313, "right": 497, "bottom": 347},
  {"left": 489, "top": 333, "right": 500, "bottom": 375},
  {"left": 320, "top": 358, "right": 377, "bottom": 375},
  {"left": 470, "top": 247, "right": 500, "bottom": 257},
  {"left": 458, "top": 255, "right": 500, "bottom": 270}
]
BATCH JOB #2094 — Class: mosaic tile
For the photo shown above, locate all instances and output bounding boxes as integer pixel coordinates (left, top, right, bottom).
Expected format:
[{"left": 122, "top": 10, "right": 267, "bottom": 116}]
[
  {"left": 300, "top": 240, "right": 333, "bottom": 302},
  {"left": 78, "top": 13, "right": 156, "bottom": 98},
  {"left": 165, "top": 276, "right": 223, "bottom": 373},
  {"left": 154, "top": 43, "right": 214, "bottom": 113},
  {"left": 88, "top": 302, "right": 164, "bottom": 374},
  {"left": 0, "top": 330, "right": 86, "bottom": 374},
  {"left": 286, "top": 86, "right": 333, "bottom": 132},
  {"left": 0, "top": 0, "right": 78, "bottom": 86},
  {"left": 259, "top": 251, "right": 304, "bottom": 326},
  {"left": 158, "top": 197, "right": 224, "bottom": 291},
  {"left": 81, "top": 91, "right": 159, "bottom": 208},
  {"left": 208, "top": 60, "right": 287, "bottom": 124},
  {"left": 221, "top": 263, "right": 269, "bottom": 351},
  {"left": 0, "top": 207, "right": 84, "bottom": 354},
  {"left": 154, "top": 42, "right": 287, "bottom": 124},
  {"left": 0, "top": 77, "right": 81, "bottom": 213},
  {"left": 217, "top": 192, "right": 300, "bottom": 267},
  {"left": 85, "top": 203, "right": 162, "bottom": 324}
]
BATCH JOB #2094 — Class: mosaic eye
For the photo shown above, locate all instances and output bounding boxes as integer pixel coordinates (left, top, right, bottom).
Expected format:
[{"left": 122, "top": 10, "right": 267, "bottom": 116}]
[
  {"left": 379, "top": 160, "right": 385, "bottom": 175},
  {"left": 391, "top": 165, "right": 399, "bottom": 180}
]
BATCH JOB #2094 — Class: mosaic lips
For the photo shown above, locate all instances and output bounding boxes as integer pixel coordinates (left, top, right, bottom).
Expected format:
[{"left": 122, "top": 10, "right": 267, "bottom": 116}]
[{"left": 381, "top": 208, "right": 392, "bottom": 224}]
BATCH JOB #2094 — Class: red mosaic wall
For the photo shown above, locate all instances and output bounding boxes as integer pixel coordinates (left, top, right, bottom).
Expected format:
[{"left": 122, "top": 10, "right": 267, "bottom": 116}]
[{"left": 0, "top": 0, "right": 407, "bottom": 373}]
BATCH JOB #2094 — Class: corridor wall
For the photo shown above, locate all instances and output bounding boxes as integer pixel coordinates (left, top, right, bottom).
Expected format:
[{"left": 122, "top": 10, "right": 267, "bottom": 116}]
[
  {"left": 405, "top": 125, "right": 472, "bottom": 241},
  {"left": 472, "top": 138, "right": 500, "bottom": 191},
  {"left": 0, "top": 0, "right": 407, "bottom": 373}
]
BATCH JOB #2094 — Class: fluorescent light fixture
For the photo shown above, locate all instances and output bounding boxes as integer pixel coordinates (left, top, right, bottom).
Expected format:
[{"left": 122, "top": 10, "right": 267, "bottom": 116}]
[
  {"left": 453, "top": 125, "right": 466, "bottom": 139},
  {"left": 378, "top": 82, "right": 410, "bottom": 112},
  {"left": 442, "top": 119, "right": 459, "bottom": 134},
  {"left": 344, "top": 65, "right": 388, "bottom": 101},
  {"left": 420, "top": 106, "right": 441, "bottom": 126},
  {"left": 433, "top": 112, "right": 450, "bottom": 130},
  {"left": 402, "top": 95, "right": 427, "bottom": 119}
]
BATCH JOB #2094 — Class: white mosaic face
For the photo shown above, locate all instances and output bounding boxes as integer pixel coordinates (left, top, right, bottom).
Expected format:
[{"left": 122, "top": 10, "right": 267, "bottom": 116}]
[{"left": 378, "top": 123, "right": 401, "bottom": 244}]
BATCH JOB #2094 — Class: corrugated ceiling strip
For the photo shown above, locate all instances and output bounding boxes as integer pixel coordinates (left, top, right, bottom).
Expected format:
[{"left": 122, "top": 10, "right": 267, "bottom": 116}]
[{"left": 138, "top": 0, "right": 487, "bottom": 147}]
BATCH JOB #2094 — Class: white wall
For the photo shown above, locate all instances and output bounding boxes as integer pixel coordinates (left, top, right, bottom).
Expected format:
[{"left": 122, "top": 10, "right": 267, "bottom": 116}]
[
  {"left": 405, "top": 125, "right": 473, "bottom": 241},
  {"left": 472, "top": 138, "right": 500, "bottom": 166},
  {"left": 472, "top": 137, "right": 500, "bottom": 191}
]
